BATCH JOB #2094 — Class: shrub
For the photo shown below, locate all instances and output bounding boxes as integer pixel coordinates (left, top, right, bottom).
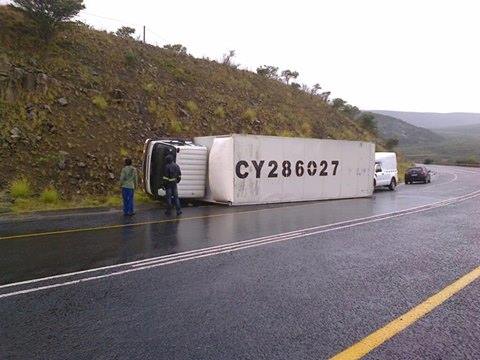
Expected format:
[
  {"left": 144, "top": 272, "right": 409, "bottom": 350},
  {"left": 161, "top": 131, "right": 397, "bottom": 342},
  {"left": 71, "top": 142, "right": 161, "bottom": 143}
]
[
  {"left": 10, "top": 179, "right": 31, "bottom": 198},
  {"left": 169, "top": 118, "right": 183, "bottom": 134},
  {"left": 281, "top": 69, "right": 299, "bottom": 84},
  {"left": 136, "top": 190, "right": 153, "bottom": 204},
  {"left": 424, "top": 158, "right": 434, "bottom": 164},
  {"left": 359, "top": 113, "right": 377, "bottom": 134},
  {"left": 105, "top": 195, "right": 122, "bottom": 207},
  {"left": 214, "top": 106, "right": 226, "bottom": 119},
  {"left": 185, "top": 100, "right": 198, "bottom": 114},
  {"left": 12, "top": 0, "right": 85, "bottom": 40},
  {"left": 300, "top": 121, "right": 312, "bottom": 137},
  {"left": 120, "top": 148, "right": 128, "bottom": 157},
  {"left": 92, "top": 95, "right": 108, "bottom": 110},
  {"left": 256, "top": 65, "right": 279, "bottom": 79},
  {"left": 242, "top": 108, "right": 256, "bottom": 121},
  {"left": 116, "top": 26, "right": 135, "bottom": 38},
  {"left": 385, "top": 137, "right": 399, "bottom": 150},
  {"left": 125, "top": 50, "right": 137, "bottom": 66},
  {"left": 456, "top": 156, "right": 479, "bottom": 165},
  {"left": 40, "top": 187, "right": 59, "bottom": 204},
  {"left": 163, "top": 44, "right": 187, "bottom": 55},
  {"left": 143, "top": 83, "right": 156, "bottom": 93},
  {"left": 277, "top": 129, "right": 295, "bottom": 138}
]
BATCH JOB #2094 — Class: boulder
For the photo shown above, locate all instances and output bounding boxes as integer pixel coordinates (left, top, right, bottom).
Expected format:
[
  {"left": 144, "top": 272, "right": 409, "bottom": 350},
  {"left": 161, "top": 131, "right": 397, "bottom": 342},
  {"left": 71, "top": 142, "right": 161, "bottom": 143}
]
[
  {"left": 57, "top": 97, "right": 69, "bottom": 106},
  {"left": 10, "top": 127, "right": 21, "bottom": 139}
]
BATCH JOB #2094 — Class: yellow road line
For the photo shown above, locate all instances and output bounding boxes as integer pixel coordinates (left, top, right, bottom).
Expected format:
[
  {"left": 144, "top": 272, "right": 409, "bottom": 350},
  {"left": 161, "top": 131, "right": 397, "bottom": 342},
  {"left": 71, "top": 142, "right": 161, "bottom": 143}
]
[
  {"left": 330, "top": 265, "right": 480, "bottom": 360},
  {"left": 0, "top": 201, "right": 321, "bottom": 241}
]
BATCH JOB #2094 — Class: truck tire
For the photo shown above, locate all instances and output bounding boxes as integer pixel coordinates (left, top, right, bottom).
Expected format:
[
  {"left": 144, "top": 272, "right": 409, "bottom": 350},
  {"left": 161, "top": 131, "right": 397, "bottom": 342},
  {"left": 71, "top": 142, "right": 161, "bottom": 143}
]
[{"left": 389, "top": 178, "right": 396, "bottom": 191}]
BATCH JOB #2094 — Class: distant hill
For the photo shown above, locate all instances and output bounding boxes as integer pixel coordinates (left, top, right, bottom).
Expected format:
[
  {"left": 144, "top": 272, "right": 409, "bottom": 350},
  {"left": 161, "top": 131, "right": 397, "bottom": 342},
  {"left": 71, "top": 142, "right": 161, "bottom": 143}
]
[
  {"left": 371, "top": 110, "right": 480, "bottom": 129},
  {"left": 369, "top": 112, "right": 444, "bottom": 146},
  {"left": 434, "top": 123, "right": 480, "bottom": 138}
]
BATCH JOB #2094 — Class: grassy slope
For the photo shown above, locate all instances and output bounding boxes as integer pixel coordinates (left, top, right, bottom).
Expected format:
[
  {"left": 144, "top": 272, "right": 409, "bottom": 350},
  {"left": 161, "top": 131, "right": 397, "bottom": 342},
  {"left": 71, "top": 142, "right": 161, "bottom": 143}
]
[{"left": 0, "top": 6, "right": 380, "bottom": 208}]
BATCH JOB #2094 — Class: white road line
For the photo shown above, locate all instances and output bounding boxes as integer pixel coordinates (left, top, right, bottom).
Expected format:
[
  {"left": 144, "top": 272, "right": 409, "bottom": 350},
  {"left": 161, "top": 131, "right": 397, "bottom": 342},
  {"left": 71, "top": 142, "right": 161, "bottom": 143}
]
[
  {"left": 1, "top": 189, "right": 480, "bottom": 299},
  {"left": 1, "top": 193, "right": 472, "bottom": 291},
  {"left": 421, "top": 172, "right": 458, "bottom": 189}
]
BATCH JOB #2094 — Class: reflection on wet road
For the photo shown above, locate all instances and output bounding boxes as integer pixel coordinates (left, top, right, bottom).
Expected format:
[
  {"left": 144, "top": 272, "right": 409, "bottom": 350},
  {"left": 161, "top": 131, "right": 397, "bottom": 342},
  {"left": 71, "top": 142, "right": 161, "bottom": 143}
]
[{"left": 0, "top": 165, "right": 478, "bottom": 285}]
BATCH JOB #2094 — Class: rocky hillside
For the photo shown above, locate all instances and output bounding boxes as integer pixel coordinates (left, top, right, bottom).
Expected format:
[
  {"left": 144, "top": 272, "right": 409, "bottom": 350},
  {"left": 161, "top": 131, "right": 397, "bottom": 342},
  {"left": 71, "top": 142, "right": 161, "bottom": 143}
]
[{"left": 0, "top": 5, "right": 378, "bottom": 198}]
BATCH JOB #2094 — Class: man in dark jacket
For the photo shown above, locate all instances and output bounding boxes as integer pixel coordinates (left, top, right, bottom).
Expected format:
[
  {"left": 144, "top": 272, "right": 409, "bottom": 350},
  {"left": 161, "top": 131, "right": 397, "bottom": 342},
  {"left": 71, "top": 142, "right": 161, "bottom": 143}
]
[{"left": 163, "top": 154, "right": 182, "bottom": 216}]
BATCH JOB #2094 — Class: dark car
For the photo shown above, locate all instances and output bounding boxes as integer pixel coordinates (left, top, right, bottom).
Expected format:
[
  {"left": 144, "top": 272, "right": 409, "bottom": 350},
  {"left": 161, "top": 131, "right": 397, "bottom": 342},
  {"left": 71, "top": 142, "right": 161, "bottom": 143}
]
[{"left": 405, "top": 166, "right": 431, "bottom": 184}]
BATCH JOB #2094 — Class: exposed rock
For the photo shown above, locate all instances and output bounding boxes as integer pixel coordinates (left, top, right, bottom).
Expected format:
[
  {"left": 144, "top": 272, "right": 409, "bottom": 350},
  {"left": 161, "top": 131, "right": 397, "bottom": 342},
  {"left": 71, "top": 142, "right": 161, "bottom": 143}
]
[
  {"left": 0, "top": 53, "right": 10, "bottom": 77},
  {"left": 45, "top": 122, "right": 57, "bottom": 134},
  {"left": 77, "top": 162, "right": 86, "bottom": 168},
  {"left": 108, "top": 172, "right": 115, "bottom": 180},
  {"left": 10, "top": 127, "right": 21, "bottom": 139},
  {"left": 111, "top": 88, "right": 124, "bottom": 99},
  {"left": 26, "top": 104, "right": 36, "bottom": 120},
  {"left": 179, "top": 108, "right": 190, "bottom": 118},
  {"left": 57, "top": 97, "right": 69, "bottom": 106},
  {"left": 58, "top": 151, "right": 69, "bottom": 170}
]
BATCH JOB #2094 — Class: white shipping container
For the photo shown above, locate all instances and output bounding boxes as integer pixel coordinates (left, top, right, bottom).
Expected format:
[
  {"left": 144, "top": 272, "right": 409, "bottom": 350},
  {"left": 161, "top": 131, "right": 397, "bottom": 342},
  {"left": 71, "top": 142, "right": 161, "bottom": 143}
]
[{"left": 194, "top": 134, "right": 375, "bottom": 205}]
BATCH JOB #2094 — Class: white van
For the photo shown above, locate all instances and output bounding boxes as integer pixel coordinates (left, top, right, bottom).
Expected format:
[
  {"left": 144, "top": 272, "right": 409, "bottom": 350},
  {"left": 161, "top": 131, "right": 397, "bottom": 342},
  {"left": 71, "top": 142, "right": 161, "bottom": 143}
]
[{"left": 374, "top": 152, "right": 398, "bottom": 190}]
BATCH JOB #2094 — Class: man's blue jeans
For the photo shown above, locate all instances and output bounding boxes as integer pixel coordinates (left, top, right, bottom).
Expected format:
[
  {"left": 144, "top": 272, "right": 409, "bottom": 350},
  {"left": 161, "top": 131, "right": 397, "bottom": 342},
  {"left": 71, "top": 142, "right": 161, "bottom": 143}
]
[
  {"left": 122, "top": 187, "right": 134, "bottom": 215},
  {"left": 166, "top": 184, "right": 181, "bottom": 214}
]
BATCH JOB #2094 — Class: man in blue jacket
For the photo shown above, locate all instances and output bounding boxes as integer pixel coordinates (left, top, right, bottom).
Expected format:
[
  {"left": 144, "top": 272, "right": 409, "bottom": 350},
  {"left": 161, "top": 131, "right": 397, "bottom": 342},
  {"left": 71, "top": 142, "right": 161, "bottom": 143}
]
[{"left": 163, "top": 154, "right": 182, "bottom": 216}]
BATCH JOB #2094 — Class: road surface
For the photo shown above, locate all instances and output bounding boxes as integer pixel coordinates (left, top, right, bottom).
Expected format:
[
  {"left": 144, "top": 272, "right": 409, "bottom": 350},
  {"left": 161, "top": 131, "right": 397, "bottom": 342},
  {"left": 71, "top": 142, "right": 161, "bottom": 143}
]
[{"left": 1, "top": 165, "right": 480, "bottom": 359}]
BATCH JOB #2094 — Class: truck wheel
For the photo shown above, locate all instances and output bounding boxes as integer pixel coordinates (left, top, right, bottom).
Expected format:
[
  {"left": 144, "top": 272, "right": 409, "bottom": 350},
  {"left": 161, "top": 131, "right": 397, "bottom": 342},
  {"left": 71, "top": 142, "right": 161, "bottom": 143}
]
[
  {"left": 389, "top": 178, "right": 396, "bottom": 191},
  {"left": 373, "top": 179, "right": 376, "bottom": 188}
]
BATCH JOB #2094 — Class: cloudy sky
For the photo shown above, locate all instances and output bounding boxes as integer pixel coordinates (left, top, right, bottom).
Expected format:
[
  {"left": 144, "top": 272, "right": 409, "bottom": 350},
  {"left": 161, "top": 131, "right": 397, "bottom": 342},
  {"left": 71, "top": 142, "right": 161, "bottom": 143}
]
[{"left": 5, "top": 0, "right": 480, "bottom": 112}]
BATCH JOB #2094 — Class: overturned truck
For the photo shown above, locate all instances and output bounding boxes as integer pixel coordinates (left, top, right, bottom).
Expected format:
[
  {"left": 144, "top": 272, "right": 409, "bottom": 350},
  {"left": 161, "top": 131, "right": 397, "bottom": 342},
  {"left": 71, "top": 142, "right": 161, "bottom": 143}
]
[{"left": 143, "top": 134, "right": 375, "bottom": 205}]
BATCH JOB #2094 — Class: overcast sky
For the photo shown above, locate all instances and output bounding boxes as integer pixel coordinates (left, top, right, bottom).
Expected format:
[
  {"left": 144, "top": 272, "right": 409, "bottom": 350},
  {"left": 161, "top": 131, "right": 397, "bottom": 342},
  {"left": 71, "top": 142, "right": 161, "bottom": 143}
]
[{"left": 4, "top": 0, "right": 480, "bottom": 112}]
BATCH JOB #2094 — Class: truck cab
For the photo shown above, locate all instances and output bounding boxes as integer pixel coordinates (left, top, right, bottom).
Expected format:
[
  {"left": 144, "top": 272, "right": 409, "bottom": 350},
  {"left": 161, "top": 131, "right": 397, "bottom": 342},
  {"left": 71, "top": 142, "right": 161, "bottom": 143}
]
[
  {"left": 374, "top": 152, "right": 398, "bottom": 190},
  {"left": 143, "top": 139, "right": 208, "bottom": 199}
]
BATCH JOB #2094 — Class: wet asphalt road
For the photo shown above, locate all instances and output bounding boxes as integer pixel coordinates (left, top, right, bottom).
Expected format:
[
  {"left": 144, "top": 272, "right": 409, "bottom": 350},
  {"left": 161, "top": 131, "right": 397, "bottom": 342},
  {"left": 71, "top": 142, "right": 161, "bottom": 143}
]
[{"left": 1, "top": 165, "right": 480, "bottom": 359}]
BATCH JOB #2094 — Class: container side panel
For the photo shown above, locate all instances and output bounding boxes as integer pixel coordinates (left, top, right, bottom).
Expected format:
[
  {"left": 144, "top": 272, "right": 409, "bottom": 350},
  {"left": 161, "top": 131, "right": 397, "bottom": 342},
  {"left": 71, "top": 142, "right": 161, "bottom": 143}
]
[{"left": 231, "top": 135, "right": 374, "bottom": 205}]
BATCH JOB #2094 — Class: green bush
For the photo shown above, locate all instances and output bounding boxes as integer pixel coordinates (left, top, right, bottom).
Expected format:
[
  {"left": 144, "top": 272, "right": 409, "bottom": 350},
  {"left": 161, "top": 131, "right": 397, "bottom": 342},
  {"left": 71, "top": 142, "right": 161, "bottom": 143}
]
[
  {"left": 105, "top": 195, "right": 122, "bottom": 207},
  {"left": 169, "top": 118, "right": 183, "bottom": 134},
  {"left": 143, "top": 83, "right": 156, "bottom": 93},
  {"left": 92, "top": 95, "right": 108, "bottom": 110},
  {"left": 125, "top": 50, "right": 137, "bottom": 66},
  {"left": 10, "top": 179, "right": 31, "bottom": 198},
  {"left": 214, "top": 106, "right": 226, "bottom": 119},
  {"left": 120, "top": 147, "right": 129, "bottom": 157},
  {"left": 242, "top": 108, "right": 256, "bottom": 121},
  {"left": 277, "top": 129, "right": 295, "bottom": 138},
  {"left": 40, "top": 187, "right": 59, "bottom": 204},
  {"left": 185, "top": 100, "right": 199, "bottom": 114},
  {"left": 300, "top": 121, "right": 312, "bottom": 137}
]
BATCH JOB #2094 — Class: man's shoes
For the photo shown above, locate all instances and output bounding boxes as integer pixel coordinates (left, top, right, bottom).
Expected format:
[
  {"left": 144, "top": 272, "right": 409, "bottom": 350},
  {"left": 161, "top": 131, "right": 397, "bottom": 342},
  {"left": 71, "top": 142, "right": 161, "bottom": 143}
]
[
  {"left": 176, "top": 211, "right": 182, "bottom": 216},
  {"left": 165, "top": 211, "right": 172, "bottom": 216}
]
